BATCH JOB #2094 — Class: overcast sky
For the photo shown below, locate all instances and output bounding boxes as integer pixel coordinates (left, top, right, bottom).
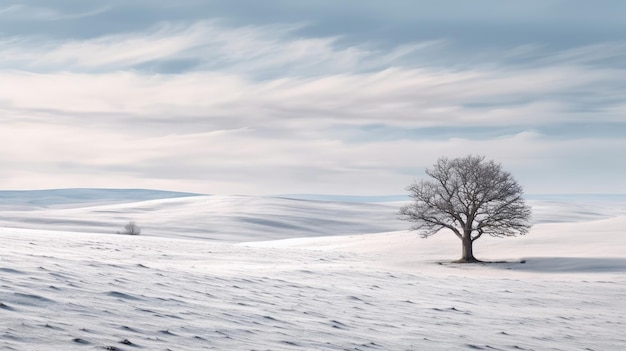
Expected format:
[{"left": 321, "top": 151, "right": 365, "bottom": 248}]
[{"left": 1, "top": 0, "right": 625, "bottom": 195}]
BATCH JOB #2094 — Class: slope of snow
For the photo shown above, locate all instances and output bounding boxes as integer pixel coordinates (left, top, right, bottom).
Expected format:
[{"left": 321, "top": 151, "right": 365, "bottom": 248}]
[
  {"left": 0, "top": 188, "right": 200, "bottom": 210},
  {"left": 527, "top": 197, "right": 626, "bottom": 223},
  {"left": 0, "top": 193, "right": 625, "bottom": 350},
  {"left": 247, "top": 215, "right": 626, "bottom": 276},
  {"left": 0, "top": 195, "right": 404, "bottom": 242}
]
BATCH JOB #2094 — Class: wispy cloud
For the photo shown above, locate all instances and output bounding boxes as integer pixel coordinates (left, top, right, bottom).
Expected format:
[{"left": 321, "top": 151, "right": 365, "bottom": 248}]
[
  {"left": 0, "top": 21, "right": 441, "bottom": 76},
  {"left": 2, "top": 62, "right": 624, "bottom": 132},
  {"left": 1, "top": 7, "right": 625, "bottom": 194},
  {"left": 0, "top": 4, "right": 107, "bottom": 21}
]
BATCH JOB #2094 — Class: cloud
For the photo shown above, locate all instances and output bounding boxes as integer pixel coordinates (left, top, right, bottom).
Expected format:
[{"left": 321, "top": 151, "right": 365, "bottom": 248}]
[
  {"left": 0, "top": 4, "right": 107, "bottom": 21},
  {"left": 0, "top": 21, "right": 430, "bottom": 76},
  {"left": 1, "top": 61, "right": 624, "bottom": 135},
  {"left": 1, "top": 15, "right": 625, "bottom": 194},
  {"left": 0, "top": 22, "right": 209, "bottom": 71},
  {"left": 2, "top": 119, "right": 623, "bottom": 194}
]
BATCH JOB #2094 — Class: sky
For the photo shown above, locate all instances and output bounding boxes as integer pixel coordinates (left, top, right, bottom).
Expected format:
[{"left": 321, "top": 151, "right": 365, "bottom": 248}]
[{"left": 1, "top": 0, "right": 625, "bottom": 195}]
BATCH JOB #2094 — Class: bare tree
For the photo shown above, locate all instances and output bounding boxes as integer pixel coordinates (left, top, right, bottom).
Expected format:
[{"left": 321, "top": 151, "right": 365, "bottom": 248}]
[
  {"left": 119, "top": 221, "right": 141, "bottom": 235},
  {"left": 399, "top": 155, "right": 532, "bottom": 262}
]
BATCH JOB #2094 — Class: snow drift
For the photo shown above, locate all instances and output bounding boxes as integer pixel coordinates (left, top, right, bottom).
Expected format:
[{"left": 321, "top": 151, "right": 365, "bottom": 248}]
[{"left": 0, "top": 190, "right": 624, "bottom": 350}]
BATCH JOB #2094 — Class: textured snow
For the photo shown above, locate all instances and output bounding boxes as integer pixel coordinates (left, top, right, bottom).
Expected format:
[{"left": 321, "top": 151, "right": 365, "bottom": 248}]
[
  {"left": 0, "top": 189, "right": 200, "bottom": 210},
  {"left": 1, "top": 191, "right": 625, "bottom": 350},
  {"left": 0, "top": 195, "right": 404, "bottom": 242}
]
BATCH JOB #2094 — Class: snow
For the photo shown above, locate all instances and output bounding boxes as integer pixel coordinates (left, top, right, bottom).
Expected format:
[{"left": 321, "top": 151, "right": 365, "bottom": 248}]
[
  {"left": 0, "top": 195, "right": 403, "bottom": 242},
  {"left": 1, "top": 190, "right": 625, "bottom": 350},
  {"left": 0, "top": 188, "right": 200, "bottom": 210}
]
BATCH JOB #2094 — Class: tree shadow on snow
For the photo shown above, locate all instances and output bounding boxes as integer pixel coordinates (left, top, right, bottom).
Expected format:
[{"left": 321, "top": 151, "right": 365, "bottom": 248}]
[{"left": 485, "top": 257, "right": 626, "bottom": 274}]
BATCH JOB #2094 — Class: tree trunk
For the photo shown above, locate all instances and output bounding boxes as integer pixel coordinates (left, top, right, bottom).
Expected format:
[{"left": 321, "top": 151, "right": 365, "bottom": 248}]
[{"left": 459, "top": 236, "right": 479, "bottom": 263}]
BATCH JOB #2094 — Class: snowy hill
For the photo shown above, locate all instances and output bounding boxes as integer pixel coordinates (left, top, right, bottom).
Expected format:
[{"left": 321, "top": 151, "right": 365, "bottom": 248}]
[
  {"left": 0, "top": 189, "right": 625, "bottom": 350},
  {"left": 2, "top": 189, "right": 625, "bottom": 243},
  {"left": 0, "top": 188, "right": 200, "bottom": 210},
  {"left": 0, "top": 193, "right": 404, "bottom": 242}
]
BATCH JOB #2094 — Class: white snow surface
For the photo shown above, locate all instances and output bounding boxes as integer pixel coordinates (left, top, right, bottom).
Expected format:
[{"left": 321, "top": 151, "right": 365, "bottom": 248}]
[
  {"left": 1, "top": 192, "right": 625, "bottom": 350},
  {"left": 0, "top": 195, "right": 403, "bottom": 242}
]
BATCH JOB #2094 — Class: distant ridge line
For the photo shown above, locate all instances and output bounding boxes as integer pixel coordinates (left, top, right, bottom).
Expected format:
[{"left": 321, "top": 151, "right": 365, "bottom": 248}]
[
  {"left": 274, "top": 194, "right": 409, "bottom": 203},
  {"left": 0, "top": 188, "right": 204, "bottom": 208},
  {"left": 0, "top": 188, "right": 203, "bottom": 195}
]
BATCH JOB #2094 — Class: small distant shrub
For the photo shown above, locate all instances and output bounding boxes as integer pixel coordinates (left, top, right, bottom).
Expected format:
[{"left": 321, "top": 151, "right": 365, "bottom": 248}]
[{"left": 118, "top": 221, "right": 141, "bottom": 235}]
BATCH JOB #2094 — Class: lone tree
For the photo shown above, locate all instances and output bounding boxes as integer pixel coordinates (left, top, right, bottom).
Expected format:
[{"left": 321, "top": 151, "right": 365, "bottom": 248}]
[{"left": 399, "top": 155, "right": 531, "bottom": 262}]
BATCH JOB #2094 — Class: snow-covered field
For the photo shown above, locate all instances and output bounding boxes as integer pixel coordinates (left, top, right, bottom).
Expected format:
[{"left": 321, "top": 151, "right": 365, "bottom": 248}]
[{"left": 1, "top": 191, "right": 625, "bottom": 350}]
